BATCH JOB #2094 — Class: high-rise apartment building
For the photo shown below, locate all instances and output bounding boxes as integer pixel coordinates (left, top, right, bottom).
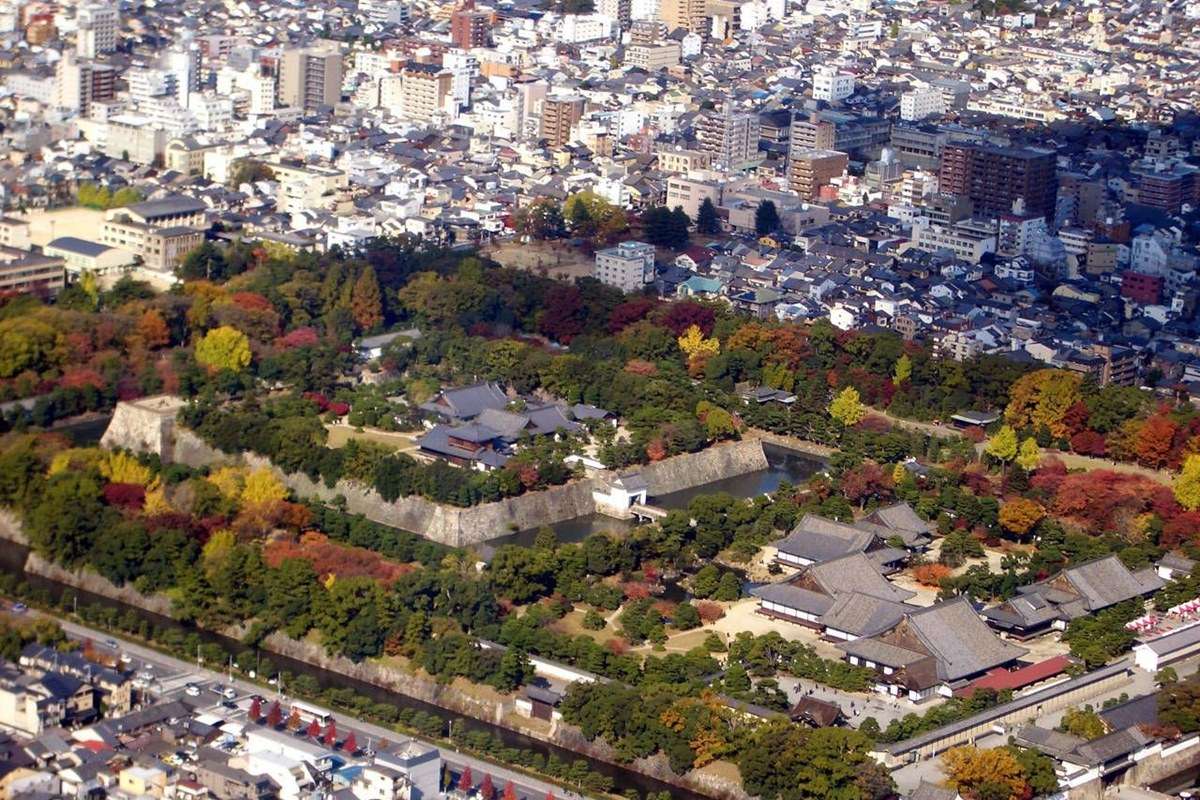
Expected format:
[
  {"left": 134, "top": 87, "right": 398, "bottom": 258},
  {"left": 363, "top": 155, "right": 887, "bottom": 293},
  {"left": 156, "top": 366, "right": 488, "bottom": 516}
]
[
  {"left": 56, "top": 52, "right": 93, "bottom": 113},
  {"left": 76, "top": 2, "right": 118, "bottom": 58},
  {"left": 787, "top": 147, "right": 848, "bottom": 200},
  {"left": 539, "top": 95, "right": 585, "bottom": 148},
  {"left": 165, "top": 40, "right": 201, "bottom": 110},
  {"left": 696, "top": 104, "right": 760, "bottom": 171},
  {"left": 595, "top": 0, "right": 632, "bottom": 28},
  {"left": 659, "top": 0, "right": 706, "bottom": 32},
  {"left": 278, "top": 42, "right": 344, "bottom": 112},
  {"left": 789, "top": 110, "right": 889, "bottom": 158},
  {"left": 450, "top": 7, "right": 491, "bottom": 49},
  {"left": 398, "top": 61, "right": 453, "bottom": 123},
  {"left": 939, "top": 142, "right": 1058, "bottom": 221}
]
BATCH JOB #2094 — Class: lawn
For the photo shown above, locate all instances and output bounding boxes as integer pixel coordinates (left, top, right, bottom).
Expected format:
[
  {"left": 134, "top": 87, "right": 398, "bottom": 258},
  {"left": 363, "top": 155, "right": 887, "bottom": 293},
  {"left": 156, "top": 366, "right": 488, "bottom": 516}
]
[
  {"left": 550, "top": 608, "right": 615, "bottom": 644},
  {"left": 325, "top": 424, "right": 420, "bottom": 452}
]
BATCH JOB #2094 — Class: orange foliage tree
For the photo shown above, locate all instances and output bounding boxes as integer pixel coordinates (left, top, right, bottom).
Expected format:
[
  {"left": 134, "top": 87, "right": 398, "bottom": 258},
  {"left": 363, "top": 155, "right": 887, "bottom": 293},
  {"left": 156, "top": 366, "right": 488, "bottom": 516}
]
[{"left": 999, "top": 497, "right": 1045, "bottom": 537}]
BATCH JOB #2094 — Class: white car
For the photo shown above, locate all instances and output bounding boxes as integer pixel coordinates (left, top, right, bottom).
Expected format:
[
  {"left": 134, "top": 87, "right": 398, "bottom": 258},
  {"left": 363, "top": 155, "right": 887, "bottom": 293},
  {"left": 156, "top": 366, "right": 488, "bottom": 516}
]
[
  {"left": 222, "top": 687, "right": 237, "bottom": 700},
  {"left": 184, "top": 684, "right": 200, "bottom": 697}
]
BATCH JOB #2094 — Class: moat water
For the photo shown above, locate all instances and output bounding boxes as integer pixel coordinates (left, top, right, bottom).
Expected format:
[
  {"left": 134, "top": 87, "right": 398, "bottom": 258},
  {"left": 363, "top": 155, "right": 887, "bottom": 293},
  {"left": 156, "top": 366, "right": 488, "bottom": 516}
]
[{"left": 491, "top": 442, "right": 825, "bottom": 548}]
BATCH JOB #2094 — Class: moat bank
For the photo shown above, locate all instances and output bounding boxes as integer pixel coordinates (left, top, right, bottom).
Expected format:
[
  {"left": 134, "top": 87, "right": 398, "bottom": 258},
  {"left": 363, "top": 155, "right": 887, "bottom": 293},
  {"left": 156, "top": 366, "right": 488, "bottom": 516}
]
[
  {"left": 100, "top": 397, "right": 795, "bottom": 548},
  {"left": 0, "top": 540, "right": 729, "bottom": 800}
]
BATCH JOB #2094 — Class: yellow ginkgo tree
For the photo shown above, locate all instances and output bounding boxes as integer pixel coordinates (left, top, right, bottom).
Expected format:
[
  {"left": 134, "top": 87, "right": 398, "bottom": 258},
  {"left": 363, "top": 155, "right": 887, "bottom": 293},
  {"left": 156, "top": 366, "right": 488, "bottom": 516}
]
[{"left": 677, "top": 324, "right": 720, "bottom": 361}]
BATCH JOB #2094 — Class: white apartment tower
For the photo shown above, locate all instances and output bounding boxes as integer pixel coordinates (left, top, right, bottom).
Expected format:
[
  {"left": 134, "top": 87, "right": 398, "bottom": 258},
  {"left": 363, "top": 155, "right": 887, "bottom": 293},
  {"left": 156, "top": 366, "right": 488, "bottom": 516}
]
[
  {"left": 812, "top": 66, "right": 854, "bottom": 102},
  {"left": 166, "top": 35, "right": 201, "bottom": 110},
  {"left": 900, "top": 88, "right": 945, "bottom": 121},
  {"left": 76, "top": 2, "right": 118, "bottom": 58}
]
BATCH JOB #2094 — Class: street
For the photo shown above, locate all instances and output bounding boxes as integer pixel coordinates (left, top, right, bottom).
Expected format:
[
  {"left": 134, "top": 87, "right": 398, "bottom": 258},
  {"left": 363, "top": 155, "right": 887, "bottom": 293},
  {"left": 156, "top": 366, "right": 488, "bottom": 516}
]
[{"left": 51, "top": 614, "right": 590, "bottom": 800}]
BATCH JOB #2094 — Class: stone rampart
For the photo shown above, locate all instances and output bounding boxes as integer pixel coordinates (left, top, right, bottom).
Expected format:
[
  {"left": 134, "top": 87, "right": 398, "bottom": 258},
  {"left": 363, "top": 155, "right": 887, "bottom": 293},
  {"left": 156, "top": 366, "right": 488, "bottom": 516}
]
[
  {"left": 639, "top": 438, "right": 769, "bottom": 496},
  {"left": 101, "top": 399, "right": 773, "bottom": 547}
]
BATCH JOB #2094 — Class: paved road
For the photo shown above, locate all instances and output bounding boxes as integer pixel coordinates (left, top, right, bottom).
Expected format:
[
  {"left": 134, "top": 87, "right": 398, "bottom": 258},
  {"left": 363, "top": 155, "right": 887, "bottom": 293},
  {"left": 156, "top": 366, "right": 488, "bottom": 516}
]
[{"left": 51, "top": 615, "right": 590, "bottom": 800}]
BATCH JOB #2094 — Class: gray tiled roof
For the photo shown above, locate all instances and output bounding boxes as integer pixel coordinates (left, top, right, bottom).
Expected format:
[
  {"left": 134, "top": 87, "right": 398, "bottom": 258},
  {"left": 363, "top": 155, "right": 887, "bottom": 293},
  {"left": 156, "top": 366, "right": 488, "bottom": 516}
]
[
  {"left": 982, "top": 593, "right": 1062, "bottom": 628},
  {"left": 751, "top": 582, "right": 836, "bottom": 616},
  {"left": 420, "top": 381, "right": 509, "bottom": 421},
  {"left": 839, "top": 637, "right": 926, "bottom": 668},
  {"left": 808, "top": 552, "right": 915, "bottom": 604},
  {"left": 1140, "top": 621, "right": 1200, "bottom": 656},
  {"left": 1062, "top": 556, "right": 1165, "bottom": 610},
  {"left": 819, "top": 592, "right": 909, "bottom": 637},
  {"left": 907, "top": 599, "right": 1028, "bottom": 681},
  {"left": 867, "top": 502, "right": 934, "bottom": 536},
  {"left": 775, "top": 514, "right": 876, "bottom": 563},
  {"left": 909, "top": 781, "right": 960, "bottom": 800},
  {"left": 1071, "top": 727, "right": 1151, "bottom": 766}
]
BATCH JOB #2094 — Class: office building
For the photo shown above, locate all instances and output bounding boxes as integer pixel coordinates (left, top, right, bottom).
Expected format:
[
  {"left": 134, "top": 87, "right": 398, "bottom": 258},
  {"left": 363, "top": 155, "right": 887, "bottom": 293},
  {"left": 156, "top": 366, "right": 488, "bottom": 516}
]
[
  {"left": 624, "top": 41, "right": 680, "bottom": 70},
  {"left": 539, "top": 95, "right": 585, "bottom": 147},
  {"left": 696, "top": 104, "right": 760, "bottom": 171},
  {"left": 787, "top": 147, "right": 848, "bottom": 200},
  {"left": 911, "top": 217, "right": 997, "bottom": 263},
  {"left": 666, "top": 174, "right": 721, "bottom": 220},
  {"left": 76, "top": 2, "right": 117, "bottom": 58},
  {"left": 629, "top": 19, "right": 667, "bottom": 43},
  {"left": 939, "top": 142, "right": 1058, "bottom": 221},
  {"left": 278, "top": 42, "right": 343, "bottom": 111},
  {"left": 594, "top": 241, "right": 656, "bottom": 292}
]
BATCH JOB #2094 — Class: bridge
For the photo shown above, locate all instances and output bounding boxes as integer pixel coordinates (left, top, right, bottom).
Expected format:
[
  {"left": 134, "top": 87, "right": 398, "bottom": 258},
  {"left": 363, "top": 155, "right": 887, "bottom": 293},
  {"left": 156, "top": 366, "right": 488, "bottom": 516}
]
[{"left": 629, "top": 503, "right": 669, "bottom": 522}]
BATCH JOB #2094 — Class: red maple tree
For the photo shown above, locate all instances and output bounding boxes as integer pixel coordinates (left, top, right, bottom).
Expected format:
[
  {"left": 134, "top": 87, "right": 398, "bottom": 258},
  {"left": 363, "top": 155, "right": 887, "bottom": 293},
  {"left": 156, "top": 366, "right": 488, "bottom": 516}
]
[{"left": 323, "top": 721, "right": 337, "bottom": 748}]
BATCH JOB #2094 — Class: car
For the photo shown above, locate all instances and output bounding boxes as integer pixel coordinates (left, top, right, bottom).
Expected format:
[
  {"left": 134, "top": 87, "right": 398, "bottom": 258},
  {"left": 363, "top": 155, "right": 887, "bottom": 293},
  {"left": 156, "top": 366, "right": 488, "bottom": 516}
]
[
  {"left": 222, "top": 687, "right": 237, "bottom": 700},
  {"left": 104, "top": 639, "right": 118, "bottom": 650},
  {"left": 10, "top": 603, "right": 26, "bottom": 614},
  {"left": 184, "top": 684, "right": 200, "bottom": 697}
]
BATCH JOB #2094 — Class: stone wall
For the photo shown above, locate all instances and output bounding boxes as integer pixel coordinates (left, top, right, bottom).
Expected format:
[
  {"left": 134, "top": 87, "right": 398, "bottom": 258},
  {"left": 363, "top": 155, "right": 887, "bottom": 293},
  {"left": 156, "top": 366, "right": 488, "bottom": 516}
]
[
  {"left": 24, "top": 552, "right": 177, "bottom": 618},
  {"left": 100, "top": 396, "right": 186, "bottom": 458},
  {"left": 173, "top": 427, "right": 231, "bottom": 469},
  {"left": 242, "top": 451, "right": 600, "bottom": 548},
  {"left": 0, "top": 509, "right": 27, "bottom": 546},
  {"left": 639, "top": 438, "right": 769, "bottom": 496},
  {"left": 101, "top": 399, "right": 774, "bottom": 548}
]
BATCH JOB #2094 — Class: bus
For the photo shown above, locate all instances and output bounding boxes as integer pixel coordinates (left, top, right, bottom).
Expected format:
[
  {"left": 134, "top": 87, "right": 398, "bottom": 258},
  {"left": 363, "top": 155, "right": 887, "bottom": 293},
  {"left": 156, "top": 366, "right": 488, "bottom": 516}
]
[{"left": 290, "top": 700, "right": 333, "bottom": 727}]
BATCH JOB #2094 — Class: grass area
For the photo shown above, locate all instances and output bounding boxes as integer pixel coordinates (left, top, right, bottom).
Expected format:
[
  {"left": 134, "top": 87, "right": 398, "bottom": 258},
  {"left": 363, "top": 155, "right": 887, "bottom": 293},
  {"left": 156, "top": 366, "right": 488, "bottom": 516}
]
[
  {"left": 1051, "top": 451, "right": 1172, "bottom": 484},
  {"left": 325, "top": 424, "right": 419, "bottom": 451},
  {"left": 654, "top": 628, "right": 713, "bottom": 655},
  {"left": 551, "top": 608, "right": 614, "bottom": 644}
]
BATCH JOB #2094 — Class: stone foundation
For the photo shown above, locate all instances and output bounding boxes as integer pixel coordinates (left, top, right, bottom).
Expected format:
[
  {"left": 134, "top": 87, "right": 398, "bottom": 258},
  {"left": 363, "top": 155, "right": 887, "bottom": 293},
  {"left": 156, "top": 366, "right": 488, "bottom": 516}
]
[{"left": 101, "top": 398, "right": 773, "bottom": 548}]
